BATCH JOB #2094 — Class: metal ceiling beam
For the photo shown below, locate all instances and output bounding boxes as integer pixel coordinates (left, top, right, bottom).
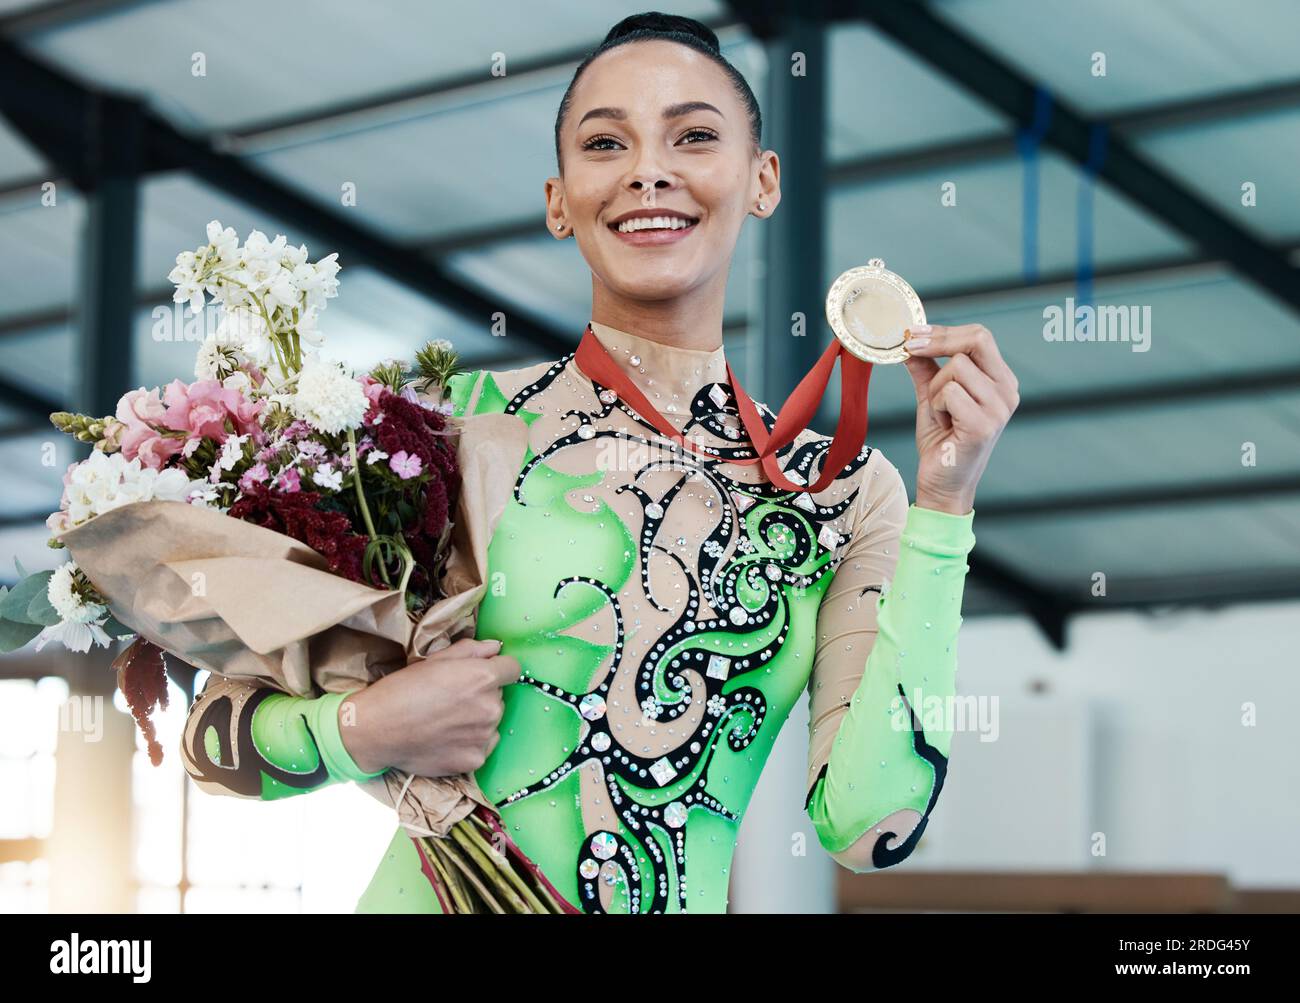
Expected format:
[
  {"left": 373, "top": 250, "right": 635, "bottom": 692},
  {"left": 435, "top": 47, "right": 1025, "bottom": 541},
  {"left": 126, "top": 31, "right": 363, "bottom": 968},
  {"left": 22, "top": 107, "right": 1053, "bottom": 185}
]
[
  {"left": 0, "top": 0, "right": 169, "bottom": 35},
  {"left": 216, "top": 14, "right": 743, "bottom": 145},
  {"left": 970, "top": 473, "right": 1300, "bottom": 521},
  {"left": 0, "top": 37, "right": 577, "bottom": 363},
  {"left": 867, "top": 364, "right": 1300, "bottom": 435},
  {"left": 839, "top": 0, "right": 1300, "bottom": 319}
]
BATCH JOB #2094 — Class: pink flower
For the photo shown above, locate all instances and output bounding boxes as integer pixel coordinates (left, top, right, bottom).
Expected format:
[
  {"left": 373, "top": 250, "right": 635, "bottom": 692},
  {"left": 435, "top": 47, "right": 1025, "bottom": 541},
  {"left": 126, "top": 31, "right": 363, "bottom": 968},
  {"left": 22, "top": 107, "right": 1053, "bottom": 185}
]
[
  {"left": 274, "top": 467, "right": 301, "bottom": 492},
  {"left": 160, "top": 378, "right": 263, "bottom": 450},
  {"left": 115, "top": 388, "right": 181, "bottom": 470},
  {"left": 389, "top": 450, "right": 423, "bottom": 479},
  {"left": 358, "top": 374, "right": 389, "bottom": 410},
  {"left": 238, "top": 462, "right": 270, "bottom": 492}
]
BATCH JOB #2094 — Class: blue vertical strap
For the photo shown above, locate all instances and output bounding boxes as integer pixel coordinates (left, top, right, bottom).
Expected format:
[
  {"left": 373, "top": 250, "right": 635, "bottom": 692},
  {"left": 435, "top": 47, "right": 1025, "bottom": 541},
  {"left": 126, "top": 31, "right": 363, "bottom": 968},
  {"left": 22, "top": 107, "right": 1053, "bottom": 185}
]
[
  {"left": 1015, "top": 87, "right": 1054, "bottom": 285},
  {"left": 1076, "top": 122, "right": 1109, "bottom": 309}
]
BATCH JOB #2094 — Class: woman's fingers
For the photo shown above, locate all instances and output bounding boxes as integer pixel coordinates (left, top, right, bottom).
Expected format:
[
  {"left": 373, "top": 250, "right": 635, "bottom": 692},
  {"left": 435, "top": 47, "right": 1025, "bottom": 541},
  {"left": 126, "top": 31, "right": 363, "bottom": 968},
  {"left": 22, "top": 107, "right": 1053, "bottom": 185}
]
[
  {"left": 905, "top": 324, "right": 1019, "bottom": 410},
  {"left": 928, "top": 353, "right": 1010, "bottom": 423},
  {"left": 902, "top": 352, "right": 951, "bottom": 432}
]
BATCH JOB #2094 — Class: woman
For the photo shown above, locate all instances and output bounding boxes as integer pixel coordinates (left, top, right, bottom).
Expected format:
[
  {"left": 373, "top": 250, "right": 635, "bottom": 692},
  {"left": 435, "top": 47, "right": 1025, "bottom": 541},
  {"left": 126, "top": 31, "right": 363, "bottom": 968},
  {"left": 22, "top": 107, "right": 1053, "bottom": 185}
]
[{"left": 181, "top": 11, "right": 1018, "bottom": 914}]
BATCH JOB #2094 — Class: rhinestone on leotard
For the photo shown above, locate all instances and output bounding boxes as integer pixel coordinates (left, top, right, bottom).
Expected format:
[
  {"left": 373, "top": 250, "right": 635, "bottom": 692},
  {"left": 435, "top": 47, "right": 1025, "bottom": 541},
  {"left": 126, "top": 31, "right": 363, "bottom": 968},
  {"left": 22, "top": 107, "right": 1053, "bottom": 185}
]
[
  {"left": 580, "top": 858, "right": 600, "bottom": 879},
  {"left": 577, "top": 424, "right": 595, "bottom": 439},
  {"left": 579, "top": 694, "right": 607, "bottom": 720},
  {"left": 590, "top": 833, "right": 617, "bottom": 860},
  {"left": 729, "top": 606, "right": 748, "bottom": 625},
  {"left": 599, "top": 389, "right": 617, "bottom": 404},
  {"left": 590, "top": 732, "right": 611, "bottom": 752},
  {"left": 664, "top": 802, "right": 688, "bottom": 828},
  {"left": 649, "top": 757, "right": 678, "bottom": 785}
]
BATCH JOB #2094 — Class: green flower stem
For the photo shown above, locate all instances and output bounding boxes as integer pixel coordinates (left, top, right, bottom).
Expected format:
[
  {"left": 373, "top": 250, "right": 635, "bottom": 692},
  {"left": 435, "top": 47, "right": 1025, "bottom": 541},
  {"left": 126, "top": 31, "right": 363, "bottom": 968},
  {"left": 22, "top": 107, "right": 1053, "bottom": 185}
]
[
  {"left": 346, "top": 429, "right": 380, "bottom": 542},
  {"left": 446, "top": 824, "right": 526, "bottom": 913},
  {"left": 457, "top": 819, "right": 547, "bottom": 913},
  {"left": 445, "top": 837, "right": 509, "bottom": 914},
  {"left": 422, "top": 837, "right": 472, "bottom": 913}
]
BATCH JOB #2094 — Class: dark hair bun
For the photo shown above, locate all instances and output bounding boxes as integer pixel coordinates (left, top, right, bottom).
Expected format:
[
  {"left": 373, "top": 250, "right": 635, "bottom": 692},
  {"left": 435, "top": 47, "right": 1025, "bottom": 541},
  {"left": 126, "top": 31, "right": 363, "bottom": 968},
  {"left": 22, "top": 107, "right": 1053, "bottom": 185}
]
[{"left": 603, "top": 11, "right": 721, "bottom": 55}]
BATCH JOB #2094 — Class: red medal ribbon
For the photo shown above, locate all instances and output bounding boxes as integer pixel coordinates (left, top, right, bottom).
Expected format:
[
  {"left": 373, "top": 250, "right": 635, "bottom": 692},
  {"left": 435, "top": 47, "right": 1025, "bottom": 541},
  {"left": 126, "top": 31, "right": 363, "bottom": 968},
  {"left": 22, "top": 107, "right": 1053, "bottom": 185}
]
[{"left": 574, "top": 323, "right": 874, "bottom": 493}]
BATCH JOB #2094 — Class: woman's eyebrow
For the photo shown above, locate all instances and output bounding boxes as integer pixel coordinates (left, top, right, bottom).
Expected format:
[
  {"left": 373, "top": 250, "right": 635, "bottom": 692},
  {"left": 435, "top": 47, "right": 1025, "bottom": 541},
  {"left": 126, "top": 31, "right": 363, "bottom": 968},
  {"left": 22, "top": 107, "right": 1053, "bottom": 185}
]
[{"left": 577, "top": 101, "right": 724, "bottom": 128}]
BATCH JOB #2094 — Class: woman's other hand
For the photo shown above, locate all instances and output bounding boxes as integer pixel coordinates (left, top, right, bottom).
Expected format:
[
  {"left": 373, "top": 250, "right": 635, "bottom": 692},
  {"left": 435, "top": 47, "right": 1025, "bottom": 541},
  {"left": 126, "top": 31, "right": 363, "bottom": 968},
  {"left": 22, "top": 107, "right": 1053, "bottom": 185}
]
[
  {"left": 902, "top": 323, "right": 1020, "bottom": 515},
  {"left": 338, "top": 637, "right": 520, "bottom": 777}
]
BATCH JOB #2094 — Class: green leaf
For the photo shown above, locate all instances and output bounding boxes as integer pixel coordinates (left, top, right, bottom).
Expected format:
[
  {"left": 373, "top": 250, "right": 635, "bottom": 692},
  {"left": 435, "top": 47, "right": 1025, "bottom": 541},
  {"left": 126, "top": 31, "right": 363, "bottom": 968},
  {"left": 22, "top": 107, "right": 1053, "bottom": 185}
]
[
  {"left": 26, "top": 588, "right": 61, "bottom": 626},
  {"left": 0, "top": 617, "right": 43, "bottom": 652},
  {"left": 102, "top": 615, "right": 136, "bottom": 639},
  {"left": 0, "top": 571, "right": 54, "bottom": 625},
  {"left": 13, "top": 555, "right": 29, "bottom": 578}
]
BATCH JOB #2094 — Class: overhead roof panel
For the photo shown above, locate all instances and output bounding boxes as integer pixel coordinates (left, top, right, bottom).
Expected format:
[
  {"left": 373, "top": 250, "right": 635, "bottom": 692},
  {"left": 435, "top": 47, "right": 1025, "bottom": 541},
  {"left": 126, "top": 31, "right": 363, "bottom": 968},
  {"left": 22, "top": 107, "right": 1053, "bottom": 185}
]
[
  {"left": 869, "top": 386, "right": 1300, "bottom": 509},
  {"left": 1131, "top": 108, "right": 1300, "bottom": 243},
  {"left": 18, "top": 0, "right": 728, "bottom": 133},
  {"left": 231, "top": 27, "right": 761, "bottom": 246},
  {"left": 826, "top": 149, "right": 1194, "bottom": 295},
  {"left": 0, "top": 193, "right": 81, "bottom": 321},
  {"left": 973, "top": 495, "right": 1300, "bottom": 596},
  {"left": 0, "top": 117, "right": 47, "bottom": 187},
  {"left": 828, "top": 21, "right": 1011, "bottom": 161},
  {"left": 931, "top": 0, "right": 1300, "bottom": 115},
  {"left": 0, "top": 325, "right": 72, "bottom": 406},
  {"left": 241, "top": 81, "right": 565, "bottom": 244}
]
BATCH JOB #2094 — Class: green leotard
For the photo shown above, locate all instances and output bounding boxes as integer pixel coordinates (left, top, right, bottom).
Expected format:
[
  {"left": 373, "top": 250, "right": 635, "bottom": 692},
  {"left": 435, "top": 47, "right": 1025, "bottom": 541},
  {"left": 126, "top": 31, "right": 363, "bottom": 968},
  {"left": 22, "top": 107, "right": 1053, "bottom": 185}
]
[{"left": 181, "top": 322, "right": 976, "bottom": 913}]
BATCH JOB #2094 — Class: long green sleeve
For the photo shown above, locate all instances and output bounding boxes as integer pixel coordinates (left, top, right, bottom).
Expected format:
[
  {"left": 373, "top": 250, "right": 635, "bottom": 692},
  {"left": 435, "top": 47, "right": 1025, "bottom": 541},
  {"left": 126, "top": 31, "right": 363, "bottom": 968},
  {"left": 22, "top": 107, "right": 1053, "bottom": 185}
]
[
  {"left": 182, "top": 679, "right": 385, "bottom": 800},
  {"left": 805, "top": 474, "right": 976, "bottom": 869}
]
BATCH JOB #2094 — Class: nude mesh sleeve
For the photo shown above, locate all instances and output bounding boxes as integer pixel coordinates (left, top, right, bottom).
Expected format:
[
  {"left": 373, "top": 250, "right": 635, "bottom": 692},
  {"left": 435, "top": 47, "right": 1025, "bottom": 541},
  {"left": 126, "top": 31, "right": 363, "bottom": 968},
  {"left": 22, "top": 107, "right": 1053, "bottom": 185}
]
[{"left": 805, "top": 452, "right": 976, "bottom": 870}]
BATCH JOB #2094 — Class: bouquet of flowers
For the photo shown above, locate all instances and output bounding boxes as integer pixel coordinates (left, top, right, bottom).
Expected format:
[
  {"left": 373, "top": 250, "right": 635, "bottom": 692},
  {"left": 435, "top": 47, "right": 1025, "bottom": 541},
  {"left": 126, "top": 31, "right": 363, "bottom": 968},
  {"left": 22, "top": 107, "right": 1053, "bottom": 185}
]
[{"left": 0, "top": 221, "right": 575, "bottom": 913}]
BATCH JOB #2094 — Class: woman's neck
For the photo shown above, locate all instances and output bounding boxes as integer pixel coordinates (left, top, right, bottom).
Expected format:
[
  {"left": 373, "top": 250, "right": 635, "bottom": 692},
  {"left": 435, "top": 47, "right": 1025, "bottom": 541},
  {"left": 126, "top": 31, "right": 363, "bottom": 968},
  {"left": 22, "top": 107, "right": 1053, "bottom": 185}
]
[
  {"left": 585, "top": 319, "right": 731, "bottom": 420},
  {"left": 589, "top": 290, "right": 725, "bottom": 353}
]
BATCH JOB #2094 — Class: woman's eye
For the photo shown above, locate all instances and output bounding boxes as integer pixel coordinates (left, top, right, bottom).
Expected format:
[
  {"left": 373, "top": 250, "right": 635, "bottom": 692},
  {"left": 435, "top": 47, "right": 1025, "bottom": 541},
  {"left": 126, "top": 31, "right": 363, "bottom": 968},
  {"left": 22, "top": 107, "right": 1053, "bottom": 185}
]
[
  {"left": 582, "top": 135, "right": 621, "bottom": 151},
  {"left": 680, "top": 128, "right": 718, "bottom": 144}
]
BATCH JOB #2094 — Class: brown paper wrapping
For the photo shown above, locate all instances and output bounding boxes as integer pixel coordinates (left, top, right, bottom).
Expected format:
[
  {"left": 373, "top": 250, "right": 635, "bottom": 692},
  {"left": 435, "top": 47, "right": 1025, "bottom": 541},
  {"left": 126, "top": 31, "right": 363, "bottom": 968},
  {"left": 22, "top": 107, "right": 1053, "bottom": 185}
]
[{"left": 57, "top": 407, "right": 531, "bottom": 838}]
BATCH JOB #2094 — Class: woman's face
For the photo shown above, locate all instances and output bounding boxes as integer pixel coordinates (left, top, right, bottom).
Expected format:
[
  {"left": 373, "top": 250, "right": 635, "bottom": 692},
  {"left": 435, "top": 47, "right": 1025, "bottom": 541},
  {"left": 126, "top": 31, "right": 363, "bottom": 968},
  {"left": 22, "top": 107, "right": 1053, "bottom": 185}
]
[{"left": 548, "top": 40, "right": 779, "bottom": 304}]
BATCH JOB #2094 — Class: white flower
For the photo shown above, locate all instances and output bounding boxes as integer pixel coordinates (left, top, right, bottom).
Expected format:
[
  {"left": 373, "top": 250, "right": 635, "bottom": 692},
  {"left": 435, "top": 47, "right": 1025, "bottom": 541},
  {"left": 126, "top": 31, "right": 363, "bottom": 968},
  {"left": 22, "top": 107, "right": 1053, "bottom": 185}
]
[
  {"left": 59, "top": 451, "right": 202, "bottom": 528},
  {"left": 311, "top": 462, "right": 343, "bottom": 491},
  {"left": 47, "top": 562, "right": 103, "bottom": 623},
  {"left": 221, "top": 369, "right": 253, "bottom": 394},
  {"left": 169, "top": 251, "right": 205, "bottom": 315},
  {"left": 215, "top": 306, "right": 269, "bottom": 360},
  {"left": 205, "top": 220, "right": 240, "bottom": 264},
  {"left": 296, "top": 306, "right": 324, "bottom": 348},
  {"left": 187, "top": 483, "right": 222, "bottom": 507},
  {"left": 295, "top": 253, "right": 341, "bottom": 312},
  {"left": 35, "top": 562, "right": 112, "bottom": 654},
  {"left": 217, "top": 433, "right": 248, "bottom": 472},
  {"left": 290, "top": 357, "right": 368, "bottom": 434},
  {"left": 365, "top": 449, "right": 389, "bottom": 464},
  {"left": 35, "top": 618, "right": 113, "bottom": 654}
]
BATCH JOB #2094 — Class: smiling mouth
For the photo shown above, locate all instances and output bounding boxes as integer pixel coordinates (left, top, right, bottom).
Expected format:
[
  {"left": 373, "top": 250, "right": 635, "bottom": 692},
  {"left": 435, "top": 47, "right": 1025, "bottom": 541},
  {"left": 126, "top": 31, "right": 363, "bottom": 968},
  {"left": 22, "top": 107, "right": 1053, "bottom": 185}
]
[{"left": 608, "top": 216, "right": 700, "bottom": 234}]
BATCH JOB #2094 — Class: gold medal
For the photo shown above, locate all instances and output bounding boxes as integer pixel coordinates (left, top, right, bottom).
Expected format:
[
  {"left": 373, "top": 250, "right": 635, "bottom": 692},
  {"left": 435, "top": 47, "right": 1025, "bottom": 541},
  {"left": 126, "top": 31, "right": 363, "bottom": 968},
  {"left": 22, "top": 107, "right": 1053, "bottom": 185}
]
[{"left": 825, "top": 257, "right": 926, "bottom": 365}]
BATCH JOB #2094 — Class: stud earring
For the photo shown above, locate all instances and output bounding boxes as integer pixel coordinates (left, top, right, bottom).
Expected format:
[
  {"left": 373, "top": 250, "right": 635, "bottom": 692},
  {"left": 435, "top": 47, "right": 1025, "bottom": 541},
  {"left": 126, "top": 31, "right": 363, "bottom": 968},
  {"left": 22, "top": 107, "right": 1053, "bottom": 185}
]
[
  {"left": 556, "top": 222, "right": 564, "bottom": 231},
  {"left": 757, "top": 202, "right": 766, "bottom": 212}
]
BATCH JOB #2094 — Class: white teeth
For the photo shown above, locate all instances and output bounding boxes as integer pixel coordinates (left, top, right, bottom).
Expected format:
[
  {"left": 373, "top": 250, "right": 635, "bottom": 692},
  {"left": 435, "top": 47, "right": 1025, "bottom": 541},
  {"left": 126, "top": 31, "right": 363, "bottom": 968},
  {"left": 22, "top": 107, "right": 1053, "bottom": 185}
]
[{"left": 616, "top": 216, "right": 696, "bottom": 233}]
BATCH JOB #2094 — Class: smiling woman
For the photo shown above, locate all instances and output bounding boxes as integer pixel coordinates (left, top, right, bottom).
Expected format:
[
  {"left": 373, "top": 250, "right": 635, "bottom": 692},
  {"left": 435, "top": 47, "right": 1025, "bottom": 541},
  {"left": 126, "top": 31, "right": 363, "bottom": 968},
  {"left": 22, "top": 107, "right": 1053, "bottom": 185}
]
[{"left": 180, "top": 10, "right": 1009, "bottom": 915}]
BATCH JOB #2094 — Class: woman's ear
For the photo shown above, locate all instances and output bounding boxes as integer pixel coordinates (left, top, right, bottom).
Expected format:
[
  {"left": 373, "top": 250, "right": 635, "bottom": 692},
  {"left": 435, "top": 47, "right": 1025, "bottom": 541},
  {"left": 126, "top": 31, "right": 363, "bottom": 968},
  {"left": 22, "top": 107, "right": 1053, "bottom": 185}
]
[
  {"left": 543, "top": 177, "right": 569, "bottom": 238},
  {"left": 754, "top": 149, "right": 781, "bottom": 217}
]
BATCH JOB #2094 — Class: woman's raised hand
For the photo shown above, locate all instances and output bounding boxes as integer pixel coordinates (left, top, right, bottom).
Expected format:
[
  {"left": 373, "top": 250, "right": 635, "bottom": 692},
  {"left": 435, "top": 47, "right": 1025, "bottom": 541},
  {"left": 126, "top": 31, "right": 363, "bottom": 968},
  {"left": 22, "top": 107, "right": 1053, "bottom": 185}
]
[
  {"left": 901, "top": 323, "right": 1020, "bottom": 515},
  {"left": 339, "top": 637, "right": 520, "bottom": 778}
]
